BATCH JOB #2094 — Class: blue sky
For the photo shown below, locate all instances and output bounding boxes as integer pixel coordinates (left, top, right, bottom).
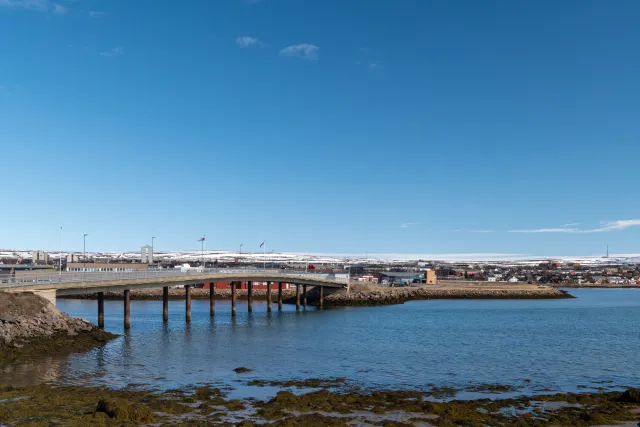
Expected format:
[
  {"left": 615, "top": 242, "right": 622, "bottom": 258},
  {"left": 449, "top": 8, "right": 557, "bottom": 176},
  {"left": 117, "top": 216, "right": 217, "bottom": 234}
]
[{"left": 1, "top": 0, "right": 640, "bottom": 257}]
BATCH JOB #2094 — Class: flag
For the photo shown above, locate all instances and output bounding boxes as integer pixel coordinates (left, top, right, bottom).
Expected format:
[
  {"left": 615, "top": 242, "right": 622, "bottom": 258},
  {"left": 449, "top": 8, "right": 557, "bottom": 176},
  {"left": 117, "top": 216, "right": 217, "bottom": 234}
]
[
  {"left": 198, "top": 237, "right": 205, "bottom": 242},
  {"left": 308, "top": 264, "right": 316, "bottom": 271},
  {"left": 260, "top": 241, "right": 264, "bottom": 248}
]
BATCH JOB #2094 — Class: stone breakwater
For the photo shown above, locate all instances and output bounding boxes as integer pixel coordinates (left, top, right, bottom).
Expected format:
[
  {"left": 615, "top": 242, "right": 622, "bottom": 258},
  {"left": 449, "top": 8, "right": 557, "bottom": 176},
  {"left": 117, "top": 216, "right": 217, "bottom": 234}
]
[
  {"left": 0, "top": 292, "right": 116, "bottom": 363},
  {"left": 59, "top": 288, "right": 298, "bottom": 301},
  {"left": 323, "top": 284, "right": 572, "bottom": 307}
]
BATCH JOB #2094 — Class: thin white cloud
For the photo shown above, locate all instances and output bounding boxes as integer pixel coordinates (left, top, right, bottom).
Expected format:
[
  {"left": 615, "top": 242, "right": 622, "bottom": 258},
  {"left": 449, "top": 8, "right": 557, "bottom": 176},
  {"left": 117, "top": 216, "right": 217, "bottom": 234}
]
[
  {"left": 400, "top": 222, "right": 418, "bottom": 228},
  {"left": 509, "top": 228, "right": 579, "bottom": 233},
  {"left": 0, "top": 0, "right": 64, "bottom": 13},
  {"left": 509, "top": 219, "right": 640, "bottom": 233},
  {"left": 471, "top": 230, "right": 494, "bottom": 233},
  {"left": 88, "top": 10, "right": 105, "bottom": 18},
  {"left": 236, "top": 36, "right": 265, "bottom": 48},
  {"left": 588, "top": 219, "right": 640, "bottom": 233},
  {"left": 563, "top": 223, "right": 579, "bottom": 227},
  {"left": 279, "top": 44, "right": 319, "bottom": 60},
  {"left": 100, "top": 46, "right": 124, "bottom": 57}
]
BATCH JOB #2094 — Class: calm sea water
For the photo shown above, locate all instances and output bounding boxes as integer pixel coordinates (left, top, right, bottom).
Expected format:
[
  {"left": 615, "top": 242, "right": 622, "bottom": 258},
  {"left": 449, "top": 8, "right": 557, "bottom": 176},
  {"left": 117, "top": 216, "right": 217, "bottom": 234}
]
[{"left": 3, "top": 289, "right": 639, "bottom": 394}]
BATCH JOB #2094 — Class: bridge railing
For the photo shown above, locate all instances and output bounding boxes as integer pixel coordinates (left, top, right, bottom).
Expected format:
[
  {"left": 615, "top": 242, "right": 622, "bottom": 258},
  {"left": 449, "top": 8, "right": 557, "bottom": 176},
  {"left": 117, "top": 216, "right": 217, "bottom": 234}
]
[{"left": 0, "top": 268, "right": 349, "bottom": 289}]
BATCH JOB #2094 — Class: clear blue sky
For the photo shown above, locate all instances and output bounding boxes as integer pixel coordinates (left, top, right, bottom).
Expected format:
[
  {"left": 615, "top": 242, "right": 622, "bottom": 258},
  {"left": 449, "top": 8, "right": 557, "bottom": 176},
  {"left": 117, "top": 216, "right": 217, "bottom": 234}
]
[{"left": 1, "top": 0, "right": 639, "bottom": 257}]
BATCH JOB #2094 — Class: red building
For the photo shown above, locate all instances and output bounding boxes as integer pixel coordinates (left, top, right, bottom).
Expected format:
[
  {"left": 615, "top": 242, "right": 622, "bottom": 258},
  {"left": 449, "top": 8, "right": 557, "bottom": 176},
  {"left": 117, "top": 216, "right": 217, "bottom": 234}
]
[{"left": 197, "top": 281, "right": 293, "bottom": 290}]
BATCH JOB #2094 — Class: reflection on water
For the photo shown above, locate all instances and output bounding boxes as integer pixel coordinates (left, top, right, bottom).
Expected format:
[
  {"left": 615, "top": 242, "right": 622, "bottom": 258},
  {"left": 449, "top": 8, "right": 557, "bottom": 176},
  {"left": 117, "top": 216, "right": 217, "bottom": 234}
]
[
  {"left": 2, "top": 289, "right": 639, "bottom": 393},
  {"left": 0, "top": 356, "right": 65, "bottom": 386}
]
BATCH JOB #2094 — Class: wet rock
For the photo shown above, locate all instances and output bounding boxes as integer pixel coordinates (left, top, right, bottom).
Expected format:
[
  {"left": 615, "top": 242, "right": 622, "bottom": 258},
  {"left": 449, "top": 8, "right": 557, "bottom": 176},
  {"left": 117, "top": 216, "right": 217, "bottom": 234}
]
[
  {"left": 95, "top": 398, "right": 118, "bottom": 418},
  {"left": 234, "top": 367, "right": 252, "bottom": 374},
  {"left": 617, "top": 388, "right": 640, "bottom": 403}
]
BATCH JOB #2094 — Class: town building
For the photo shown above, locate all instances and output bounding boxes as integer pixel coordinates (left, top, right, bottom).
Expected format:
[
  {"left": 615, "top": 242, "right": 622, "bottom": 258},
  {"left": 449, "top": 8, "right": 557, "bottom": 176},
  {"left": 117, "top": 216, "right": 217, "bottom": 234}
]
[
  {"left": 32, "top": 251, "right": 49, "bottom": 264},
  {"left": 141, "top": 245, "right": 153, "bottom": 264},
  {"left": 66, "top": 263, "right": 149, "bottom": 272}
]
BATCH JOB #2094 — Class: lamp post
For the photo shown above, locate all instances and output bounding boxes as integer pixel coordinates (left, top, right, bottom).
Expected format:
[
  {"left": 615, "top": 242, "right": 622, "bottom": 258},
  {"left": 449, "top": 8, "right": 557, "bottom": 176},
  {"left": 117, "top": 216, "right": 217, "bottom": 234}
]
[
  {"left": 151, "top": 236, "right": 156, "bottom": 264},
  {"left": 59, "top": 227, "right": 63, "bottom": 277},
  {"left": 83, "top": 234, "right": 88, "bottom": 274},
  {"left": 201, "top": 235, "right": 205, "bottom": 270},
  {"left": 240, "top": 244, "right": 243, "bottom": 255}
]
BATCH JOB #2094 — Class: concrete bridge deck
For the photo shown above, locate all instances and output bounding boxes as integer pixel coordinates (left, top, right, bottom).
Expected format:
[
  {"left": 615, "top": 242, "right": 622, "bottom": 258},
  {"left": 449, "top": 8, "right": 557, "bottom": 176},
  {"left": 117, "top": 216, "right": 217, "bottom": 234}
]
[
  {"left": 0, "top": 268, "right": 348, "bottom": 295},
  {"left": 0, "top": 268, "right": 347, "bottom": 328}
]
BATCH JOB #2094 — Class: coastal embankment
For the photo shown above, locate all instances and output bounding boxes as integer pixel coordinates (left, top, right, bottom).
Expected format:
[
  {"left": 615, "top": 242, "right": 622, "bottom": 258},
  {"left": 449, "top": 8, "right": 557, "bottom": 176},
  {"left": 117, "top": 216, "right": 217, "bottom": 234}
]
[
  {"left": 0, "top": 292, "right": 116, "bottom": 364},
  {"left": 58, "top": 282, "right": 571, "bottom": 306},
  {"left": 60, "top": 288, "right": 298, "bottom": 301},
  {"left": 321, "top": 282, "right": 571, "bottom": 306}
]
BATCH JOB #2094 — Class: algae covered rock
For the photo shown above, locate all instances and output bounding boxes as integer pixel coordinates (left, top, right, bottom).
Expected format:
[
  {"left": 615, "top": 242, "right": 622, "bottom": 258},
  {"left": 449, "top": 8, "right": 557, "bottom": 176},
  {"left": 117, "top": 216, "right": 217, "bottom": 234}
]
[{"left": 617, "top": 388, "right": 640, "bottom": 403}]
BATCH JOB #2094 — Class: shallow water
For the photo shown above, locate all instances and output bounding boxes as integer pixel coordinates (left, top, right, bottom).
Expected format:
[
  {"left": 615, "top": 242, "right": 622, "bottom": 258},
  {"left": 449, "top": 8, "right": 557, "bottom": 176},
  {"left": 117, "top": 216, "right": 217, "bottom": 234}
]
[{"left": 3, "top": 289, "right": 639, "bottom": 394}]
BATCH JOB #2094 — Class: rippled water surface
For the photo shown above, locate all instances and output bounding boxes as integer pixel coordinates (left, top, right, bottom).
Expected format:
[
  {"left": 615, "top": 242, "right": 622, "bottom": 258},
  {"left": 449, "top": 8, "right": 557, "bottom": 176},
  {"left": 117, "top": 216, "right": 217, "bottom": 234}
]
[{"left": 4, "top": 289, "right": 640, "bottom": 393}]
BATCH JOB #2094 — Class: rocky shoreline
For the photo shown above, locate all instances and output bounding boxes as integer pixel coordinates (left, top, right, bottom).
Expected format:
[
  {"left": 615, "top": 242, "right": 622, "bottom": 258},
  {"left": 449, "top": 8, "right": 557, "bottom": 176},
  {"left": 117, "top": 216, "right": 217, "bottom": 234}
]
[
  {"left": 0, "top": 292, "right": 117, "bottom": 365},
  {"left": 58, "top": 283, "right": 571, "bottom": 307},
  {"left": 0, "top": 377, "right": 638, "bottom": 426},
  {"left": 321, "top": 283, "right": 572, "bottom": 306},
  {"left": 59, "top": 287, "right": 298, "bottom": 301}
]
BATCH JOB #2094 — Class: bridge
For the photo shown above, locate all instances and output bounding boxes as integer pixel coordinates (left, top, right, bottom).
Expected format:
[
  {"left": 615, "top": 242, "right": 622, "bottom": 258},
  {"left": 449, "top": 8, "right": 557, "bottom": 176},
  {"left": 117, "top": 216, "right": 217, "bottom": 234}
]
[{"left": 0, "top": 268, "right": 349, "bottom": 329}]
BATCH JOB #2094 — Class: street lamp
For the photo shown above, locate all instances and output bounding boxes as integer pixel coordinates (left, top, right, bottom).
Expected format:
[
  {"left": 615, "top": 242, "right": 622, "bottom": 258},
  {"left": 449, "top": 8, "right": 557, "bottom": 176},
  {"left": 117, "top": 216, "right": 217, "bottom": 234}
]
[
  {"left": 83, "top": 234, "right": 88, "bottom": 273},
  {"left": 59, "top": 227, "right": 63, "bottom": 277},
  {"left": 201, "top": 235, "right": 206, "bottom": 270},
  {"left": 152, "top": 236, "right": 156, "bottom": 264},
  {"left": 240, "top": 244, "right": 243, "bottom": 255}
]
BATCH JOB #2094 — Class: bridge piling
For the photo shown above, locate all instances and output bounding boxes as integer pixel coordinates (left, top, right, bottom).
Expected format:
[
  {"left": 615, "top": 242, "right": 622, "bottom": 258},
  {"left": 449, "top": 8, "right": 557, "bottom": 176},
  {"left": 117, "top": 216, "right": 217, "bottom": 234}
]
[
  {"left": 278, "top": 282, "right": 283, "bottom": 311},
  {"left": 97, "top": 292, "right": 104, "bottom": 328},
  {"left": 296, "top": 285, "right": 301, "bottom": 311},
  {"left": 248, "top": 281, "right": 253, "bottom": 312},
  {"left": 124, "top": 289, "right": 131, "bottom": 329},
  {"left": 185, "top": 285, "right": 192, "bottom": 323},
  {"left": 231, "top": 282, "right": 237, "bottom": 317},
  {"left": 303, "top": 285, "right": 307, "bottom": 309},
  {"left": 266, "top": 282, "right": 272, "bottom": 312},
  {"left": 209, "top": 283, "right": 215, "bottom": 316},
  {"left": 319, "top": 286, "right": 324, "bottom": 309},
  {"left": 162, "top": 287, "right": 169, "bottom": 322}
]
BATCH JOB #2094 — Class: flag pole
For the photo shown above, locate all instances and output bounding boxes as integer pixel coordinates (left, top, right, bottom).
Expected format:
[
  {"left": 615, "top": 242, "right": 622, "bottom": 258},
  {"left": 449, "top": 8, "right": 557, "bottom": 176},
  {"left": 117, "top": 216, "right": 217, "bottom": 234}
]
[{"left": 263, "top": 241, "right": 266, "bottom": 272}]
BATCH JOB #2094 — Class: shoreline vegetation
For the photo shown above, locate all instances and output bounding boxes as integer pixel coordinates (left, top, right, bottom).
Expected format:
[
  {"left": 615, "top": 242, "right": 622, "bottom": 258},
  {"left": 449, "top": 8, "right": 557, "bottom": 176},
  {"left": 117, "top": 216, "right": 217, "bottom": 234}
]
[
  {"left": 57, "top": 282, "right": 572, "bottom": 306},
  {"left": 0, "top": 378, "right": 638, "bottom": 426}
]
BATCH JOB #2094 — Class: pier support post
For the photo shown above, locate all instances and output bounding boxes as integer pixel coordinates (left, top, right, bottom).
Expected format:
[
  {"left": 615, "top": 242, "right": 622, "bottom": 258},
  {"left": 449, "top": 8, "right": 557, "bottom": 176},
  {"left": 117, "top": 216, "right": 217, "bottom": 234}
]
[
  {"left": 278, "top": 282, "right": 283, "bottom": 311},
  {"left": 209, "top": 283, "right": 215, "bottom": 317},
  {"left": 303, "top": 285, "right": 307, "bottom": 309},
  {"left": 248, "top": 281, "right": 253, "bottom": 312},
  {"left": 97, "top": 292, "right": 104, "bottom": 329},
  {"left": 266, "top": 282, "right": 272, "bottom": 313},
  {"left": 124, "top": 289, "right": 131, "bottom": 330},
  {"left": 231, "top": 282, "right": 237, "bottom": 317},
  {"left": 296, "top": 284, "right": 301, "bottom": 311},
  {"left": 185, "top": 285, "right": 192, "bottom": 323},
  {"left": 163, "top": 286, "right": 169, "bottom": 322},
  {"left": 319, "top": 286, "right": 324, "bottom": 310}
]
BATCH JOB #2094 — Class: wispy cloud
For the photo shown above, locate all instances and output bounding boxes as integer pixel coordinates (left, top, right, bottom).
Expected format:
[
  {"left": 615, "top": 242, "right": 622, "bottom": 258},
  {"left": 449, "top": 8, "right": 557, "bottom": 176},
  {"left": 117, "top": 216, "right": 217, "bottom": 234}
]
[
  {"left": 400, "top": 222, "right": 418, "bottom": 228},
  {"left": 100, "top": 46, "right": 124, "bottom": 57},
  {"left": 509, "top": 228, "right": 579, "bottom": 233},
  {"left": 88, "top": 10, "right": 105, "bottom": 18},
  {"left": 279, "top": 44, "right": 319, "bottom": 60},
  {"left": 509, "top": 219, "right": 640, "bottom": 233},
  {"left": 0, "top": 0, "right": 65, "bottom": 14},
  {"left": 563, "top": 223, "right": 579, "bottom": 227},
  {"left": 236, "top": 36, "right": 266, "bottom": 48}
]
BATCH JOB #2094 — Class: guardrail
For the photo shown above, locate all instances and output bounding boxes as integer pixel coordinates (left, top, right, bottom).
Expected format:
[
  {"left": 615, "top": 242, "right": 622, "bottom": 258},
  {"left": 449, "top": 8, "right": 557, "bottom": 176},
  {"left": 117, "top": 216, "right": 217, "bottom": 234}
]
[{"left": 0, "top": 268, "right": 349, "bottom": 289}]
